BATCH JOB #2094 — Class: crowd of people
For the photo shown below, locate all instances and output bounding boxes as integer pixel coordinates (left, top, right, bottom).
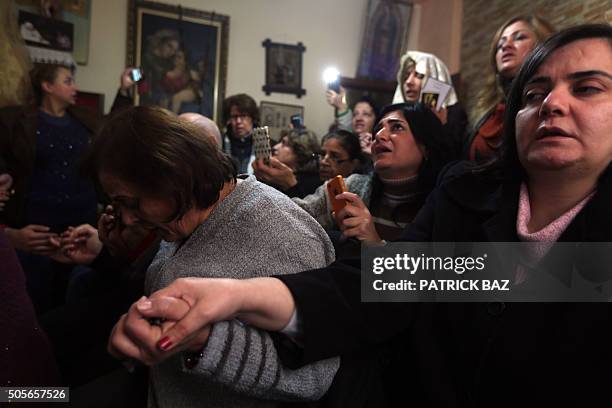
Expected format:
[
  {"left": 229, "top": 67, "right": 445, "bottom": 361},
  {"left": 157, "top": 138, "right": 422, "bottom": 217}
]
[{"left": 1, "top": 14, "right": 612, "bottom": 407}]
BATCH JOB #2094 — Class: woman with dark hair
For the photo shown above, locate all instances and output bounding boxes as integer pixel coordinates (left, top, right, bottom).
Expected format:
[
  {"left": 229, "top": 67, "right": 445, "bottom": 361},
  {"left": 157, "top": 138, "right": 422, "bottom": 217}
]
[
  {"left": 294, "top": 102, "right": 454, "bottom": 242},
  {"left": 123, "top": 24, "right": 612, "bottom": 405},
  {"left": 318, "top": 129, "right": 368, "bottom": 180},
  {"left": 221, "top": 93, "right": 260, "bottom": 174},
  {"left": 466, "top": 14, "right": 555, "bottom": 162},
  {"left": 0, "top": 63, "right": 134, "bottom": 313},
  {"left": 92, "top": 106, "right": 339, "bottom": 407},
  {"left": 254, "top": 128, "right": 367, "bottom": 198},
  {"left": 252, "top": 128, "right": 322, "bottom": 198},
  {"left": 326, "top": 93, "right": 379, "bottom": 155}
]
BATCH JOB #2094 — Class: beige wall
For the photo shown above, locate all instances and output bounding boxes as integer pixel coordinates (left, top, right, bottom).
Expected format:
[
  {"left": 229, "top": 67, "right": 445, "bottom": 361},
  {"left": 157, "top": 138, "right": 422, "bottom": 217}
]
[
  {"left": 415, "top": 0, "right": 463, "bottom": 74},
  {"left": 76, "top": 0, "right": 369, "bottom": 137},
  {"left": 75, "top": 0, "right": 465, "bottom": 135}
]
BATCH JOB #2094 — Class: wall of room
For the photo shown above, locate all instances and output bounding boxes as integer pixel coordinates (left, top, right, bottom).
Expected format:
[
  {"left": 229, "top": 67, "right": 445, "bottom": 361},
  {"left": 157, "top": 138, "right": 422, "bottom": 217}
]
[
  {"left": 74, "top": 0, "right": 464, "bottom": 137},
  {"left": 414, "top": 0, "right": 463, "bottom": 74},
  {"left": 77, "top": 0, "right": 372, "bottom": 137},
  {"left": 461, "top": 0, "right": 610, "bottom": 122}
]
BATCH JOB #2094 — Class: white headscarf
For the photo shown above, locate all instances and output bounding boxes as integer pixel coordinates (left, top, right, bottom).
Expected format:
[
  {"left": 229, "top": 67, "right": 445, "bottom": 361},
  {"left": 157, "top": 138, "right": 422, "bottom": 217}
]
[{"left": 392, "top": 50, "right": 459, "bottom": 107}]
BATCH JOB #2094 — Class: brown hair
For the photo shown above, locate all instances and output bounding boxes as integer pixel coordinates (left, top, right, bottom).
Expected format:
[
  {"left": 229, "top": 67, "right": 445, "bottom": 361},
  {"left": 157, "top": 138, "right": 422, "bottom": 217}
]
[
  {"left": 472, "top": 15, "right": 555, "bottom": 123},
  {"left": 82, "top": 106, "right": 237, "bottom": 219},
  {"left": 503, "top": 24, "right": 612, "bottom": 181},
  {"left": 279, "top": 128, "right": 321, "bottom": 172},
  {"left": 398, "top": 57, "right": 417, "bottom": 89},
  {"left": 30, "top": 63, "right": 74, "bottom": 106},
  {"left": 222, "top": 93, "right": 260, "bottom": 126}
]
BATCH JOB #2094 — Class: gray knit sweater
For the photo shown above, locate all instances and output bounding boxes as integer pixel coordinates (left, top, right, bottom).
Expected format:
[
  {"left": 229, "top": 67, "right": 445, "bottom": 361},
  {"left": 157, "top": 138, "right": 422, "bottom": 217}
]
[
  {"left": 145, "top": 176, "right": 338, "bottom": 408},
  {"left": 292, "top": 173, "right": 373, "bottom": 229}
]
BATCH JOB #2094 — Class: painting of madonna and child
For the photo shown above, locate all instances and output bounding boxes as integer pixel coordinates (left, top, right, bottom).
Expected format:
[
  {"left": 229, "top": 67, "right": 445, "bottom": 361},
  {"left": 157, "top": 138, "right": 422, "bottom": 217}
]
[{"left": 130, "top": 3, "right": 229, "bottom": 122}]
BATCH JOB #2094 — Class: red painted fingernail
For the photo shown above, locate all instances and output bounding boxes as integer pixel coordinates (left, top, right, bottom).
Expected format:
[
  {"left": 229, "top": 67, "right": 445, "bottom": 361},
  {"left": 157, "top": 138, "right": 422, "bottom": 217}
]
[{"left": 158, "top": 337, "right": 173, "bottom": 351}]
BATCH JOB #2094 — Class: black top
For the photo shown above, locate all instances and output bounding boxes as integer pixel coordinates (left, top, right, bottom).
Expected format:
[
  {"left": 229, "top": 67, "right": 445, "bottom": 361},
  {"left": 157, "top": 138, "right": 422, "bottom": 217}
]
[
  {"left": 275, "top": 161, "right": 612, "bottom": 407},
  {"left": 283, "top": 171, "right": 323, "bottom": 199}
]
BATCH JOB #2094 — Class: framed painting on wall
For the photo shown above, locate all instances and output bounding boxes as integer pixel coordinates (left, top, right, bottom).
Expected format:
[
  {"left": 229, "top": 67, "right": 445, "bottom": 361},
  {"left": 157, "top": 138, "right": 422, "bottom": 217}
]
[
  {"left": 357, "top": 0, "right": 413, "bottom": 81},
  {"left": 262, "top": 39, "right": 306, "bottom": 98},
  {"left": 259, "top": 101, "right": 304, "bottom": 141},
  {"left": 127, "top": 0, "right": 229, "bottom": 122}
]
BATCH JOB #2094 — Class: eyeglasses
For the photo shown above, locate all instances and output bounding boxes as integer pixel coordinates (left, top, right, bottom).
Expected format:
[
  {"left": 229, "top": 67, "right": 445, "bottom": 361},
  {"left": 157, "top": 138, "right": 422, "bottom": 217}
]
[
  {"left": 317, "top": 153, "right": 351, "bottom": 165},
  {"left": 111, "top": 198, "right": 176, "bottom": 229}
]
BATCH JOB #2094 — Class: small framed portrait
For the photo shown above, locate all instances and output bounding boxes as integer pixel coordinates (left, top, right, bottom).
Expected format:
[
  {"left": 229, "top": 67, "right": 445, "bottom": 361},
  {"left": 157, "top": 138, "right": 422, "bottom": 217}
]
[
  {"left": 262, "top": 39, "right": 306, "bottom": 98},
  {"left": 126, "top": 0, "right": 229, "bottom": 122},
  {"left": 259, "top": 101, "right": 304, "bottom": 141}
]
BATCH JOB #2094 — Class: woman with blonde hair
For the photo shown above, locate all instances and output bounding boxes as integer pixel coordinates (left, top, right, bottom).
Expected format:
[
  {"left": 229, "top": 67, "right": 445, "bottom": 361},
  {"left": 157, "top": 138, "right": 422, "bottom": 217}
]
[
  {"left": 465, "top": 14, "right": 554, "bottom": 162},
  {"left": 393, "top": 50, "right": 467, "bottom": 157}
]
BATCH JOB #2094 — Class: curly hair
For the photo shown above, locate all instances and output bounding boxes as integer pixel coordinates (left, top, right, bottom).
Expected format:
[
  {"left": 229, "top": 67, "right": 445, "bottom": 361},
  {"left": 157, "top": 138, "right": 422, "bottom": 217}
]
[{"left": 279, "top": 128, "right": 321, "bottom": 173}]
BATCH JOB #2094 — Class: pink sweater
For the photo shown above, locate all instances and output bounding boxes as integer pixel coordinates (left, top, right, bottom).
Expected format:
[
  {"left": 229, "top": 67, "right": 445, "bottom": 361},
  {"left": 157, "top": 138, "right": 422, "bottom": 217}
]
[{"left": 514, "top": 183, "right": 595, "bottom": 284}]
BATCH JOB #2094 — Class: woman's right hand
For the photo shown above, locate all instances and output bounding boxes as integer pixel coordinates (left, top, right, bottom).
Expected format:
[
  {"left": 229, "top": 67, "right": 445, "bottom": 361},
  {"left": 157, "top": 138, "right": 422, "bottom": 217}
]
[
  {"left": 58, "top": 224, "right": 104, "bottom": 264},
  {"left": 325, "top": 87, "right": 347, "bottom": 112},
  {"left": 98, "top": 205, "right": 152, "bottom": 257},
  {"left": 335, "top": 192, "right": 382, "bottom": 245},
  {"left": 252, "top": 157, "right": 297, "bottom": 190},
  {"left": 358, "top": 132, "right": 373, "bottom": 157}
]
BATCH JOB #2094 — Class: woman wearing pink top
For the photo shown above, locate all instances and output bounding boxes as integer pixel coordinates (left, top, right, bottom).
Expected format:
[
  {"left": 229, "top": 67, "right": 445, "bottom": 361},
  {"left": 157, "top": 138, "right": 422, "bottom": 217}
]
[{"left": 113, "top": 24, "right": 612, "bottom": 407}]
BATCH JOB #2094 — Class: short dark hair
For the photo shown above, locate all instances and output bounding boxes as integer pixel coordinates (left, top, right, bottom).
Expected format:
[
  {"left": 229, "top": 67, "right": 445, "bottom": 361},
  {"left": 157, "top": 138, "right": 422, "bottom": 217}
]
[
  {"left": 222, "top": 93, "right": 260, "bottom": 126},
  {"left": 82, "top": 106, "right": 237, "bottom": 220},
  {"left": 502, "top": 24, "right": 612, "bottom": 180},
  {"left": 352, "top": 95, "right": 380, "bottom": 117},
  {"left": 30, "top": 63, "right": 75, "bottom": 106},
  {"left": 321, "top": 129, "right": 365, "bottom": 163},
  {"left": 373, "top": 102, "right": 455, "bottom": 194}
]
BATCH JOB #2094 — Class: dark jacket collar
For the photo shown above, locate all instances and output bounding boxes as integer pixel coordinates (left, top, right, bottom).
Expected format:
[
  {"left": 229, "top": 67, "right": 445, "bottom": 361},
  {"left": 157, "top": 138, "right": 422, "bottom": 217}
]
[
  {"left": 440, "top": 162, "right": 520, "bottom": 242},
  {"left": 441, "top": 162, "right": 612, "bottom": 243}
]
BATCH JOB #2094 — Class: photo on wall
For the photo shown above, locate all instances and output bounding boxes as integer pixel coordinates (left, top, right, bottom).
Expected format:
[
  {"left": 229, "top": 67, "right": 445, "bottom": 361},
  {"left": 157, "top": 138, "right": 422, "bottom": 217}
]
[
  {"left": 14, "top": 0, "right": 92, "bottom": 65},
  {"left": 127, "top": 0, "right": 229, "bottom": 122},
  {"left": 357, "top": 0, "right": 412, "bottom": 81},
  {"left": 260, "top": 101, "right": 304, "bottom": 141}
]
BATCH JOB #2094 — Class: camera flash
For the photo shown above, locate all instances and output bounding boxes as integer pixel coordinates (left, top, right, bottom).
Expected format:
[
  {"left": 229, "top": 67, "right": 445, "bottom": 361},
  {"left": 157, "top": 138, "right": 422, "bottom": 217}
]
[{"left": 323, "top": 67, "right": 340, "bottom": 84}]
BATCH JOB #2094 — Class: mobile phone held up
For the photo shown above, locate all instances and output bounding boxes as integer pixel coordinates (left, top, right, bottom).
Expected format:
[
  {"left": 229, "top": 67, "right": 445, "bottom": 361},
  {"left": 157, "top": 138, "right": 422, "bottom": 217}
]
[
  {"left": 290, "top": 114, "right": 304, "bottom": 129},
  {"left": 253, "top": 126, "right": 272, "bottom": 164},
  {"left": 130, "top": 68, "right": 143, "bottom": 82},
  {"left": 323, "top": 67, "right": 341, "bottom": 93},
  {"left": 327, "top": 175, "right": 348, "bottom": 215}
]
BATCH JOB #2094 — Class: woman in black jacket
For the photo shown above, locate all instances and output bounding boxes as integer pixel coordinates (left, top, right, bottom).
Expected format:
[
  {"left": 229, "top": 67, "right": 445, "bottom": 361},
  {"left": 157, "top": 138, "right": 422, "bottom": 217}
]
[{"left": 116, "top": 24, "right": 612, "bottom": 407}]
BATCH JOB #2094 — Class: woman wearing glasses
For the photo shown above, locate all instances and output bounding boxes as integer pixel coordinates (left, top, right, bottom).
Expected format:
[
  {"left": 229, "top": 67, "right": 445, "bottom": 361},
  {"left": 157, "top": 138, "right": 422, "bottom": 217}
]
[
  {"left": 317, "top": 129, "right": 368, "bottom": 180},
  {"left": 294, "top": 102, "right": 454, "bottom": 242},
  {"left": 253, "top": 128, "right": 367, "bottom": 198},
  {"left": 85, "top": 106, "right": 339, "bottom": 408}
]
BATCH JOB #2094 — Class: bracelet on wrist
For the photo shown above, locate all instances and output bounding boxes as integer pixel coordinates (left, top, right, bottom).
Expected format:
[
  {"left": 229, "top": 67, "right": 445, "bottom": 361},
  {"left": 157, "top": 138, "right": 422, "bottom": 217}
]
[
  {"left": 183, "top": 347, "right": 206, "bottom": 369},
  {"left": 335, "top": 109, "right": 350, "bottom": 118}
]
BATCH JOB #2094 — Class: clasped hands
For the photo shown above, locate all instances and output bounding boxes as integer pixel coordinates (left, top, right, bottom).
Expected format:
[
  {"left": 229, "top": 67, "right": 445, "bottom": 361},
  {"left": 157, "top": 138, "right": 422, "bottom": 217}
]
[
  {"left": 108, "top": 277, "right": 244, "bottom": 367},
  {"left": 58, "top": 204, "right": 152, "bottom": 263}
]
